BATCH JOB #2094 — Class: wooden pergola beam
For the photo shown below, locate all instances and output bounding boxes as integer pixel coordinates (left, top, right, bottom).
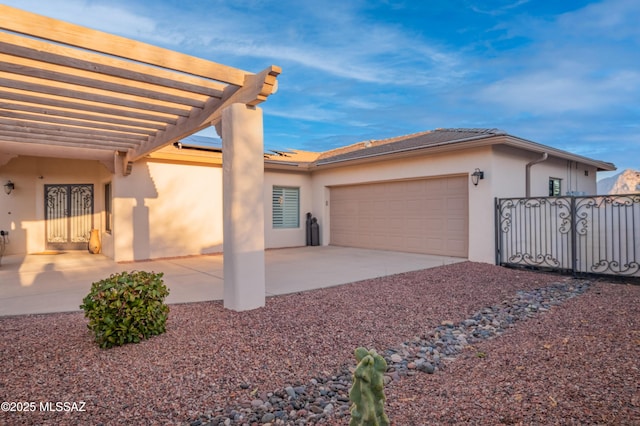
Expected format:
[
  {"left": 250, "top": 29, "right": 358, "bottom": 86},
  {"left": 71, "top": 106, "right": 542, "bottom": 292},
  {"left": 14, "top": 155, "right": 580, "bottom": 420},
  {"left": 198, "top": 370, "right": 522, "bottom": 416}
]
[
  {"left": 0, "top": 90, "right": 176, "bottom": 124},
  {"left": 0, "top": 33, "right": 226, "bottom": 96},
  {"left": 0, "top": 5, "right": 248, "bottom": 86},
  {"left": 0, "top": 77, "right": 192, "bottom": 117},
  {"left": 129, "top": 65, "right": 281, "bottom": 161},
  {"left": 0, "top": 58, "right": 209, "bottom": 108},
  {"left": 0, "top": 5, "right": 281, "bottom": 174},
  {"left": 0, "top": 117, "right": 149, "bottom": 142},
  {"left": 0, "top": 107, "right": 159, "bottom": 134},
  {"left": 0, "top": 131, "right": 139, "bottom": 150}
]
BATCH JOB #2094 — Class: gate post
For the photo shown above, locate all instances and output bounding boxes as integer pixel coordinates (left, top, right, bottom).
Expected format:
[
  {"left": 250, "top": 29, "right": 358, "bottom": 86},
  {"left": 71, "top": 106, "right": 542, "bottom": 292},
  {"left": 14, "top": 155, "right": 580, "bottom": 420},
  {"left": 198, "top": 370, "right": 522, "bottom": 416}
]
[
  {"left": 570, "top": 196, "right": 577, "bottom": 277},
  {"left": 494, "top": 197, "right": 501, "bottom": 266}
]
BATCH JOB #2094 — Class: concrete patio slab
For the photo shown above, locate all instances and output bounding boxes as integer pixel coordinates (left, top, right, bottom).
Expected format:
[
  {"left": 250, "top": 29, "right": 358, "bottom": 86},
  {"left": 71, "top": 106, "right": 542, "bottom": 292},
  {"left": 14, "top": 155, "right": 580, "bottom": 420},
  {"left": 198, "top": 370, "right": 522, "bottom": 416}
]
[{"left": 0, "top": 246, "right": 465, "bottom": 316}]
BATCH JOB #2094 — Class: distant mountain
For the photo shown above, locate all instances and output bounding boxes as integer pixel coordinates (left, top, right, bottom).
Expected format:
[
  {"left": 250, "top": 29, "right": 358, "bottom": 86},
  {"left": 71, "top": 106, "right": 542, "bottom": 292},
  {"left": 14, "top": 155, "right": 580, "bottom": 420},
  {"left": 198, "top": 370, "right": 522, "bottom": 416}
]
[{"left": 597, "top": 169, "right": 640, "bottom": 195}]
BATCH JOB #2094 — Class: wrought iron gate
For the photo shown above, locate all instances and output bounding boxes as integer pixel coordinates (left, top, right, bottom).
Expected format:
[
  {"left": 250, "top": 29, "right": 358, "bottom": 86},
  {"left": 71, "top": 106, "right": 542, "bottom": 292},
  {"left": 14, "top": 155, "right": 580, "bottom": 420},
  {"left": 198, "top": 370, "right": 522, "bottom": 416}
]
[
  {"left": 496, "top": 194, "right": 640, "bottom": 277},
  {"left": 45, "top": 184, "right": 94, "bottom": 250}
]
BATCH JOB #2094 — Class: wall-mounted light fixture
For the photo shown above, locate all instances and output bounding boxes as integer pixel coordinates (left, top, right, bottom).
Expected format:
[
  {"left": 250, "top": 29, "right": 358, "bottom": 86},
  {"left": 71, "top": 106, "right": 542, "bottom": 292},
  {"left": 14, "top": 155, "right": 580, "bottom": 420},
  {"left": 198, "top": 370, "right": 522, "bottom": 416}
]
[
  {"left": 471, "top": 169, "right": 484, "bottom": 186},
  {"left": 4, "top": 180, "right": 15, "bottom": 195}
]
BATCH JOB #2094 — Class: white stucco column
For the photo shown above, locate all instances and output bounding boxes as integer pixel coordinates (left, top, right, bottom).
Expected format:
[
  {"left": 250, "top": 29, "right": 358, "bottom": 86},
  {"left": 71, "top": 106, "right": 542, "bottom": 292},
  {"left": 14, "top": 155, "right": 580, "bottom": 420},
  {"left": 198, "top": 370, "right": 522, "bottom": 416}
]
[{"left": 220, "top": 103, "right": 266, "bottom": 311}]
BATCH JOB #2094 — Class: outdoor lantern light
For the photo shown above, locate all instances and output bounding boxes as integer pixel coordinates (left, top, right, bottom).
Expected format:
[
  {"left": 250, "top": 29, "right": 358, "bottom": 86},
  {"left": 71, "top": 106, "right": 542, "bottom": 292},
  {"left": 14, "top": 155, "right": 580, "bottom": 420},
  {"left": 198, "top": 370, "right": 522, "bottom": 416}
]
[
  {"left": 471, "top": 169, "right": 484, "bottom": 186},
  {"left": 4, "top": 180, "right": 14, "bottom": 195}
]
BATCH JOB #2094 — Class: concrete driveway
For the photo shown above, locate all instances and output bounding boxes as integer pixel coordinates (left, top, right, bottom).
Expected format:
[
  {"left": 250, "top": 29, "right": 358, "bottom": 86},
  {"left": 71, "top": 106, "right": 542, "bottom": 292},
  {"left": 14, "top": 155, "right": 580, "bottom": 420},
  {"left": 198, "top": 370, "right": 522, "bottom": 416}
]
[{"left": 0, "top": 246, "right": 465, "bottom": 316}]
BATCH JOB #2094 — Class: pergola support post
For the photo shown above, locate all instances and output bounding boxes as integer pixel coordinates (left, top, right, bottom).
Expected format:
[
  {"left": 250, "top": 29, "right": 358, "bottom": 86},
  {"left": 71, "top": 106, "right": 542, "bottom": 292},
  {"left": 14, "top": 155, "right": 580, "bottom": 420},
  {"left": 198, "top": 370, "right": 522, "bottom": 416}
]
[{"left": 220, "top": 103, "right": 266, "bottom": 311}]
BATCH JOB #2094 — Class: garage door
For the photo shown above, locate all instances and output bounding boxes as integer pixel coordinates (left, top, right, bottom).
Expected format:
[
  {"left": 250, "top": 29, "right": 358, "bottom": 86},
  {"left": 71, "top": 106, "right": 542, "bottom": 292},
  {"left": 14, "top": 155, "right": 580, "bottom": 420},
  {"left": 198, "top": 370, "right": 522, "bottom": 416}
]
[{"left": 330, "top": 176, "right": 468, "bottom": 257}]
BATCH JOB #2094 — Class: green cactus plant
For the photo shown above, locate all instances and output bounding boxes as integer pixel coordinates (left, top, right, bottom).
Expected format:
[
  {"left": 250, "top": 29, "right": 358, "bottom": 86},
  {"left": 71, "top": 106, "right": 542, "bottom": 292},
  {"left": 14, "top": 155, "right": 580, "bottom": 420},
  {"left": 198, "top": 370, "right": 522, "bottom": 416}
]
[{"left": 349, "top": 347, "right": 390, "bottom": 426}]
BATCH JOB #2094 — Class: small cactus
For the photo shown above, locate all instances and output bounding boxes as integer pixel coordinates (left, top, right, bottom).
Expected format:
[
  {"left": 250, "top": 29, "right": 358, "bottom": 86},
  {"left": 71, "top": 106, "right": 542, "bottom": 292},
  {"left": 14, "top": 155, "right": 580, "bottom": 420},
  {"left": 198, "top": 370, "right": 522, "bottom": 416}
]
[{"left": 349, "top": 347, "right": 390, "bottom": 426}]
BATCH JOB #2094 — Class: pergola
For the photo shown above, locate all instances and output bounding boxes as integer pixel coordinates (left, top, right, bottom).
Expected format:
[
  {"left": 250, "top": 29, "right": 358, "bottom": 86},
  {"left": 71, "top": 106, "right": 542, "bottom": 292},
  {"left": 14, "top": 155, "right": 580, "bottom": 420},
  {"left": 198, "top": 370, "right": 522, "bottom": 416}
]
[{"left": 0, "top": 5, "right": 281, "bottom": 310}]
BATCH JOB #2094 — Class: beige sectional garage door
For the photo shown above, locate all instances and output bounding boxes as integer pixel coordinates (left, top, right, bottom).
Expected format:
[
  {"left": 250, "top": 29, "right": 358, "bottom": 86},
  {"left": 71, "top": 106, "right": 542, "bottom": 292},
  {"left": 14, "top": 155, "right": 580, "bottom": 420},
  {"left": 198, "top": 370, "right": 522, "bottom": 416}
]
[{"left": 330, "top": 176, "right": 468, "bottom": 257}]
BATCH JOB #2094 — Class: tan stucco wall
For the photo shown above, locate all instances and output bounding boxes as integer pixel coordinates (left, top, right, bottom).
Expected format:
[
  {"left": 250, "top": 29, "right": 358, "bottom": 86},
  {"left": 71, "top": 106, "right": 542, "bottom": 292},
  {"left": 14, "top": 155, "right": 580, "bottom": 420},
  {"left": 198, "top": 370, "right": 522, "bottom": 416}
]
[
  {"left": 264, "top": 170, "right": 313, "bottom": 248},
  {"left": 0, "top": 144, "right": 601, "bottom": 266},
  {"left": 111, "top": 158, "right": 223, "bottom": 262},
  {"left": 310, "top": 147, "right": 495, "bottom": 263},
  {"left": 0, "top": 156, "right": 107, "bottom": 255},
  {"left": 307, "top": 146, "right": 599, "bottom": 264},
  {"left": 491, "top": 145, "right": 598, "bottom": 198}
]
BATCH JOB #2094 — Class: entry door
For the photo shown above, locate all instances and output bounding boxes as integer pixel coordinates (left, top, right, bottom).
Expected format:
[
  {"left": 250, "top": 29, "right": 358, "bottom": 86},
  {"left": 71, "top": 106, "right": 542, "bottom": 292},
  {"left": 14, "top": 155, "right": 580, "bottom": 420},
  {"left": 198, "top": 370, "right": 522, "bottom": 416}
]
[{"left": 45, "top": 184, "right": 94, "bottom": 250}]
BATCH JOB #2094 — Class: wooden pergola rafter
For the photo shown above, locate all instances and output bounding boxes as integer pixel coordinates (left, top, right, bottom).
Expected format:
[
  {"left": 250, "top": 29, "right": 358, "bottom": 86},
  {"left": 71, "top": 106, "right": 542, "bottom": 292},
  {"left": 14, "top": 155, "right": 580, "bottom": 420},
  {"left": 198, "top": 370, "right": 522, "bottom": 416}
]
[{"left": 0, "top": 5, "right": 280, "bottom": 174}]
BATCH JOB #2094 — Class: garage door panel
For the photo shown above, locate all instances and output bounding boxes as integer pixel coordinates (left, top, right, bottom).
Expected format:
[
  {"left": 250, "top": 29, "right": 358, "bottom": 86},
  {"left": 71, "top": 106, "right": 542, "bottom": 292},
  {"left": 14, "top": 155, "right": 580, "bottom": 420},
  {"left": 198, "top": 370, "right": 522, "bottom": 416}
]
[
  {"left": 424, "top": 201, "right": 443, "bottom": 214},
  {"left": 405, "top": 180, "right": 425, "bottom": 196},
  {"left": 447, "top": 218, "right": 466, "bottom": 232},
  {"left": 388, "top": 217, "right": 404, "bottom": 229},
  {"left": 388, "top": 201, "right": 406, "bottom": 213},
  {"left": 447, "top": 239, "right": 466, "bottom": 252},
  {"left": 371, "top": 233, "right": 390, "bottom": 246},
  {"left": 373, "top": 200, "right": 387, "bottom": 211},
  {"left": 357, "top": 217, "right": 372, "bottom": 232},
  {"left": 357, "top": 199, "right": 373, "bottom": 210},
  {"left": 448, "top": 178, "right": 468, "bottom": 191},
  {"left": 330, "top": 176, "right": 468, "bottom": 257},
  {"left": 447, "top": 197, "right": 466, "bottom": 210},
  {"left": 426, "top": 238, "right": 444, "bottom": 251},
  {"left": 406, "top": 236, "right": 426, "bottom": 251},
  {"left": 425, "top": 218, "right": 444, "bottom": 231},
  {"left": 405, "top": 199, "right": 424, "bottom": 214},
  {"left": 406, "top": 218, "right": 424, "bottom": 230}
]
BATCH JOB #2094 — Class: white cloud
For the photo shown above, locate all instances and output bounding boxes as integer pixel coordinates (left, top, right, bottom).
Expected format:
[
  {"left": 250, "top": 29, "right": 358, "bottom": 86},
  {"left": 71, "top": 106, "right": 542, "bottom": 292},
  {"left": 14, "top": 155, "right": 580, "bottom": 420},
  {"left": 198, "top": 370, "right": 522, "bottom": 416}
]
[
  {"left": 266, "top": 105, "right": 343, "bottom": 123},
  {"left": 470, "top": 0, "right": 531, "bottom": 16},
  {"left": 555, "top": 0, "right": 640, "bottom": 42},
  {"left": 479, "top": 69, "right": 640, "bottom": 114},
  {"left": 471, "top": 0, "right": 640, "bottom": 117},
  {"left": 155, "top": 1, "right": 465, "bottom": 87},
  {"left": 3, "top": 0, "right": 157, "bottom": 40},
  {"left": 5, "top": 0, "right": 465, "bottom": 87}
]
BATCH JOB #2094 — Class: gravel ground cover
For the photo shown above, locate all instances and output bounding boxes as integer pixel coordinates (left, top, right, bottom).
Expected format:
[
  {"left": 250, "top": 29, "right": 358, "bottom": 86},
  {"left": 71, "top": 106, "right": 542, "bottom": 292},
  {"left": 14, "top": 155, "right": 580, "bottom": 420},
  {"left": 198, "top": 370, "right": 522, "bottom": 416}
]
[
  {"left": 387, "top": 279, "right": 640, "bottom": 425},
  {"left": 0, "top": 261, "right": 638, "bottom": 425}
]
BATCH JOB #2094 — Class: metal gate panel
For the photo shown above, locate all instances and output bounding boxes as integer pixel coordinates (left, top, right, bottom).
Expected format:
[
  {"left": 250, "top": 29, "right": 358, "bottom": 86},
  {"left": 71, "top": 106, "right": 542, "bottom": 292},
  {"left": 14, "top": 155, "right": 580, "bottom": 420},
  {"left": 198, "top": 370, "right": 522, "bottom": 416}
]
[
  {"left": 496, "top": 194, "right": 640, "bottom": 277},
  {"left": 575, "top": 195, "right": 640, "bottom": 275},
  {"left": 496, "top": 196, "right": 573, "bottom": 272},
  {"left": 45, "top": 184, "right": 94, "bottom": 250}
]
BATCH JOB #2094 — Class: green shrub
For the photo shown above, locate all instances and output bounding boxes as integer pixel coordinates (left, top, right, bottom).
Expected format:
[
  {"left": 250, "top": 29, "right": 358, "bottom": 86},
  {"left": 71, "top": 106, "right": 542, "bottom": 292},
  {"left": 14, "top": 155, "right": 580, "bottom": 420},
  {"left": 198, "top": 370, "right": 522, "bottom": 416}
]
[{"left": 80, "top": 271, "right": 170, "bottom": 349}]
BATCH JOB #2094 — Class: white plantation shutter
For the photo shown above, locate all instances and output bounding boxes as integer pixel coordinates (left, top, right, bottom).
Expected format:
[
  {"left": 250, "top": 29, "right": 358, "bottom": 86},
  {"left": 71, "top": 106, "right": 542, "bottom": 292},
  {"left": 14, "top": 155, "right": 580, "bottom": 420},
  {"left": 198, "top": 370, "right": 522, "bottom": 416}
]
[{"left": 272, "top": 186, "right": 300, "bottom": 228}]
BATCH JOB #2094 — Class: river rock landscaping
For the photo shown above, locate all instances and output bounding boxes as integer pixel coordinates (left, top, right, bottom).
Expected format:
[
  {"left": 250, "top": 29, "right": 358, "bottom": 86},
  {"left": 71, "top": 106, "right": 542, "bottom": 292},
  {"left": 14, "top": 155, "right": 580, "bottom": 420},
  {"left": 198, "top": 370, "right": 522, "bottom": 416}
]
[{"left": 1, "top": 262, "right": 638, "bottom": 425}]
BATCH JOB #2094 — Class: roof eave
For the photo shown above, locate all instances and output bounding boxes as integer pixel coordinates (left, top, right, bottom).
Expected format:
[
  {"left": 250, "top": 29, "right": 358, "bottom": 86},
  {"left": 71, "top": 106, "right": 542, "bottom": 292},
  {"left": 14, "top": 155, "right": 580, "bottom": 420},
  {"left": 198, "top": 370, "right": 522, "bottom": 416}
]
[
  {"left": 264, "top": 160, "right": 313, "bottom": 171},
  {"left": 310, "top": 133, "right": 616, "bottom": 172},
  {"left": 500, "top": 135, "right": 617, "bottom": 172},
  {"left": 312, "top": 134, "right": 499, "bottom": 169}
]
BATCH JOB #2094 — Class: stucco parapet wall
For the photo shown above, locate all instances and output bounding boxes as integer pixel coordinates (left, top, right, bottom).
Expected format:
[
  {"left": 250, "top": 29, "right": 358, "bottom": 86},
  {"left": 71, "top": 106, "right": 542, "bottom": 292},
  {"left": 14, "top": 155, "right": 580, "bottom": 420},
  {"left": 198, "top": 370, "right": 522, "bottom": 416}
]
[{"left": 145, "top": 128, "right": 616, "bottom": 173}]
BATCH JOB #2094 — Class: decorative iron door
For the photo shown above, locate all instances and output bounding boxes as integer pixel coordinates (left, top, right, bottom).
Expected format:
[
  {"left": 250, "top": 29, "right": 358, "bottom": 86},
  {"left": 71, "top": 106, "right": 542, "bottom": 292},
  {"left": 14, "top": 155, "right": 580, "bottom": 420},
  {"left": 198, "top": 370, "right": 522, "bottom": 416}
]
[{"left": 45, "top": 184, "right": 94, "bottom": 250}]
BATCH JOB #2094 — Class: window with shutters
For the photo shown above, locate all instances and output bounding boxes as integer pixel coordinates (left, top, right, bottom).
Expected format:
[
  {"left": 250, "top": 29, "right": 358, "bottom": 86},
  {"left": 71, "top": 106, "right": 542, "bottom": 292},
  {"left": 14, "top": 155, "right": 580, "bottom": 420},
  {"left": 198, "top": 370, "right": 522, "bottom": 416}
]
[{"left": 272, "top": 186, "right": 299, "bottom": 228}]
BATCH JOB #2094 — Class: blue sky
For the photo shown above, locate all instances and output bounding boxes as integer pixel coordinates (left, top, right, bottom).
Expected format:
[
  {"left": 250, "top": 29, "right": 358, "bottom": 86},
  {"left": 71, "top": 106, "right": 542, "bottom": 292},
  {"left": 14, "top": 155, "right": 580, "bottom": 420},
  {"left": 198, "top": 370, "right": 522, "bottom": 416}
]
[{"left": 5, "top": 0, "right": 639, "bottom": 178}]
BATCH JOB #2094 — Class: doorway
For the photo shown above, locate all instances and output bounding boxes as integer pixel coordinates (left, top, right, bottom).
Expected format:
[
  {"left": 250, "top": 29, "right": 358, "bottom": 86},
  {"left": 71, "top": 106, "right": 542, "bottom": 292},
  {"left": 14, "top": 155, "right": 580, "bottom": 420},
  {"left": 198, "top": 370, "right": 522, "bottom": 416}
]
[{"left": 45, "top": 184, "right": 94, "bottom": 250}]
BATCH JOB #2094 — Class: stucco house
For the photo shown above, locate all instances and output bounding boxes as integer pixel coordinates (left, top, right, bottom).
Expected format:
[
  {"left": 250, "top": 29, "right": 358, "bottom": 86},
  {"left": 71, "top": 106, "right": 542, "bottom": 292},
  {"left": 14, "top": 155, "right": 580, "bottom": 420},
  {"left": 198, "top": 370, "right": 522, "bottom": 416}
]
[
  {"left": 0, "top": 6, "right": 618, "bottom": 310},
  {"left": 0, "top": 127, "right": 616, "bottom": 265}
]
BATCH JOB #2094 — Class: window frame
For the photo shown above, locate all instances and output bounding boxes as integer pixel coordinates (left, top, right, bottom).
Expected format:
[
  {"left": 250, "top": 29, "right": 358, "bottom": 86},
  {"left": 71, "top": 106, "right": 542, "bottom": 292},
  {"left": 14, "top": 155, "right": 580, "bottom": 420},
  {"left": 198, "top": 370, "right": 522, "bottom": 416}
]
[
  {"left": 104, "top": 182, "right": 112, "bottom": 233},
  {"left": 549, "top": 177, "right": 562, "bottom": 196},
  {"left": 272, "top": 186, "right": 300, "bottom": 229}
]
